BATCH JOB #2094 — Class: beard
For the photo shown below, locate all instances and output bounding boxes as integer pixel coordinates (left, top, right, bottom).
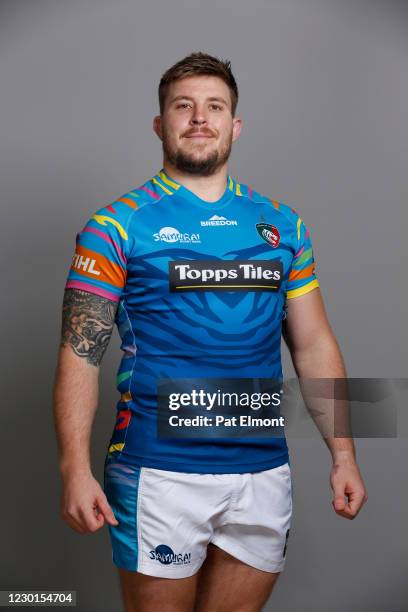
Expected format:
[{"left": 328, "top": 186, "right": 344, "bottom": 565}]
[{"left": 162, "top": 129, "right": 233, "bottom": 177}]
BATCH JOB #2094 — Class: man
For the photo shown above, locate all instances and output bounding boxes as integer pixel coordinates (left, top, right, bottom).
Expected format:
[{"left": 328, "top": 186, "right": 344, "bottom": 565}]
[{"left": 53, "top": 52, "right": 368, "bottom": 612}]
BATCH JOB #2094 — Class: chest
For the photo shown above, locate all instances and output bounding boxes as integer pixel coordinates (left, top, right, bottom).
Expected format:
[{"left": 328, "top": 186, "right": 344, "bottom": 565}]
[{"left": 123, "top": 201, "right": 297, "bottom": 310}]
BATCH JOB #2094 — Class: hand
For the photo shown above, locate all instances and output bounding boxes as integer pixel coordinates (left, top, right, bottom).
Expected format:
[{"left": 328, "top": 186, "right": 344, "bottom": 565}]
[
  {"left": 329, "top": 455, "right": 368, "bottom": 520},
  {"left": 60, "top": 469, "right": 119, "bottom": 534}
]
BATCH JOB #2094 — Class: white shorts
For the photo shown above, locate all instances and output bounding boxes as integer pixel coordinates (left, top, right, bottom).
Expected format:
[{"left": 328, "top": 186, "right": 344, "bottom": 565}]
[{"left": 104, "top": 458, "right": 293, "bottom": 578}]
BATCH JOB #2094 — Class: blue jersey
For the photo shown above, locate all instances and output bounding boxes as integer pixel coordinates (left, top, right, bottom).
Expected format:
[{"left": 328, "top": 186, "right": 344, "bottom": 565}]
[{"left": 65, "top": 169, "right": 319, "bottom": 473}]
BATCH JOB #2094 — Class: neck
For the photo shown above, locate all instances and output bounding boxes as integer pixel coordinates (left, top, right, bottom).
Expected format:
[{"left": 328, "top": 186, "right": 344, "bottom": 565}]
[{"left": 162, "top": 161, "right": 229, "bottom": 203}]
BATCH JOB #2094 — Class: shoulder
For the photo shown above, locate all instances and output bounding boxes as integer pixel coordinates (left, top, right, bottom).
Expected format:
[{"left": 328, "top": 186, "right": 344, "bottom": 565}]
[
  {"left": 83, "top": 179, "right": 162, "bottom": 237},
  {"left": 237, "top": 179, "right": 303, "bottom": 228}
]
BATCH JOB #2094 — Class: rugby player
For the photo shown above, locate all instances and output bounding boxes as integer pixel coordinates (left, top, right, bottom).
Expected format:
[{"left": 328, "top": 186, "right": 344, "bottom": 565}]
[{"left": 53, "top": 52, "right": 368, "bottom": 612}]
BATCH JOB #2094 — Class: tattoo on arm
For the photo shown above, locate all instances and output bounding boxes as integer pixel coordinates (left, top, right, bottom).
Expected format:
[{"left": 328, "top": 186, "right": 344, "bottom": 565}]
[{"left": 60, "top": 289, "right": 117, "bottom": 366}]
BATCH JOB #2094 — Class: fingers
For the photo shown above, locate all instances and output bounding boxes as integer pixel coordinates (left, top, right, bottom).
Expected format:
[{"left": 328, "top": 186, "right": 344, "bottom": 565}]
[
  {"left": 330, "top": 461, "right": 368, "bottom": 520},
  {"left": 60, "top": 474, "right": 120, "bottom": 534},
  {"left": 63, "top": 513, "right": 87, "bottom": 534},
  {"left": 333, "top": 493, "right": 346, "bottom": 512},
  {"left": 346, "top": 489, "right": 368, "bottom": 517},
  {"left": 332, "top": 500, "right": 356, "bottom": 520},
  {"left": 95, "top": 494, "right": 119, "bottom": 526},
  {"left": 332, "top": 487, "right": 368, "bottom": 519},
  {"left": 79, "top": 505, "right": 105, "bottom": 532},
  {"left": 61, "top": 494, "right": 119, "bottom": 533},
  {"left": 332, "top": 480, "right": 347, "bottom": 513},
  {"left": 61, "top": 503, "right": 105, "bottom": 533}
]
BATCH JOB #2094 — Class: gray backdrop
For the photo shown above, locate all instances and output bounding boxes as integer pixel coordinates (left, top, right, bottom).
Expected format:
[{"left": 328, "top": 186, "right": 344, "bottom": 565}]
[{"left": 1, "top": 0, "right": 407, "bottom": 610}]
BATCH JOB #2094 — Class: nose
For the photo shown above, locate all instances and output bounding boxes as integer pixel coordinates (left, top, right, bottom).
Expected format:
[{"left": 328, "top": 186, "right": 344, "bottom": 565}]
[
  {"left": 191, "top": 118, "right": 206, "bottom": 126},
  {"left": 190, "top": 106, "right": 207, "bottom": 126}
]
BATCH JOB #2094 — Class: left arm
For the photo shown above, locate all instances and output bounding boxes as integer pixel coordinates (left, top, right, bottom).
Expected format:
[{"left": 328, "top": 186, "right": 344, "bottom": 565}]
[{"left": 282, "top": 287, "right": 368, "bottom": 519}]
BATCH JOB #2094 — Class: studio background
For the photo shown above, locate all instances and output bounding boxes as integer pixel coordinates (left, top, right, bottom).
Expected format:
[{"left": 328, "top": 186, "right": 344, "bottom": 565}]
[{"left": 1, "top": 0, "right": 407, "bottom": 610}]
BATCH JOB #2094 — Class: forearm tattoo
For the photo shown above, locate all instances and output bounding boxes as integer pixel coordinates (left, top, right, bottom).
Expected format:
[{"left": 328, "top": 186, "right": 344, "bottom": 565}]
[{"left": 60, "top": 288, "right": 117, "bottom": 366}]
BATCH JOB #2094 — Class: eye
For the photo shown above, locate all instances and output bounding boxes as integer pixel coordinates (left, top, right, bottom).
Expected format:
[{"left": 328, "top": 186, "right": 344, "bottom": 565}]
[
  {"left": 176, "top": 103, "right": 191, "bottom": 109},
  {"left": 209, "top": 104, "right": 223, "bottom": 110}
]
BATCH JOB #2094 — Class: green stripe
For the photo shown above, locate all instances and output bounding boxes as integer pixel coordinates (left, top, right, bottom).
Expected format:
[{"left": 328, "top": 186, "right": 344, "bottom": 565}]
[
  {"left": 295, "top": 248, "right": 313, "bottom": 267},
  {"left": 116, "top": 371, "right": 132, "bottom": 385}
]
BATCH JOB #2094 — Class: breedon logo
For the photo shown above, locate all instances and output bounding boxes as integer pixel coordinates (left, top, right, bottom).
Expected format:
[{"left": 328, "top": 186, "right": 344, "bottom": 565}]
[
  {"left": 200, "top": 215, "right": 238, "bottom": 227},
  {"left": 256, "top": 223, "right": 280, "bottom": 248},
  {"left": 169, "top": 260, "right": 283, "bottom": 292}
]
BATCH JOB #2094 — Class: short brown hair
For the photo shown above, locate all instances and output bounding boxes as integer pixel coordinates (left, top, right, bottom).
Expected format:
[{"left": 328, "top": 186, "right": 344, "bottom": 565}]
[{"left": 158, "top": 51, "right": 239, "bottom": 116}]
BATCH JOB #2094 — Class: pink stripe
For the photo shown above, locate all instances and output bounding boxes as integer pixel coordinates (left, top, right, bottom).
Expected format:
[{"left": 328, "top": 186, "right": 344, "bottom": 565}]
[
  {"left": 248, "top": 186, "right": 253, "bottom": 200},
  {"left": 81, "top": 227, "right": 126, "bottom": 265},
  {"left": 65, "top": 280, "right": 120, "bottom": 302},
  {"left": 139, "top": 185, "right": 160, "bottom": 200},
  {"left": 294, "top": 245, "right": 305, "bottom": 259}
]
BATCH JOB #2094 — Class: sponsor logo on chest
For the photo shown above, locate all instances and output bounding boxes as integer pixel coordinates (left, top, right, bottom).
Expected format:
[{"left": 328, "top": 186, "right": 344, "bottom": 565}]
[
  {"left": 153, "top": 227, "right": 201, "bottom": 244},
  {"left": 169, "top": 260, "right": 283, "bottom": 292},
  {"left": 200, "top": 214, "right": 238, "bottom": 227}
]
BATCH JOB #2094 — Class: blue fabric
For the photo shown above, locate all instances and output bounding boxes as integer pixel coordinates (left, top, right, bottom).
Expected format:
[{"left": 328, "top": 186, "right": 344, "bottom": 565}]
[
  {"left": 66, "top": 169, "right": 319, "bottom": 473},
  {"left": 104, "top": 457, "right": 141, "bottom": 571}
]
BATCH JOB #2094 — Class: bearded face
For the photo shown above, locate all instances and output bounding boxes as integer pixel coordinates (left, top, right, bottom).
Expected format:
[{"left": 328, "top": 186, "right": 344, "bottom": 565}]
[{"left": 155, "top": 75, "right": 241, "bottom": 177}]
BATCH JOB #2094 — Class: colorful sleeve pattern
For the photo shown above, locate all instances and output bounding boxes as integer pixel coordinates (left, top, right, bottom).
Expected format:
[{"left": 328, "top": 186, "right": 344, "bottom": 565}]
[
  {"left": 284, "top": 207, "right": 320, "bottom": 299},
  {"left": 65, "top": 194, "right": 138, "bottom": 302}
]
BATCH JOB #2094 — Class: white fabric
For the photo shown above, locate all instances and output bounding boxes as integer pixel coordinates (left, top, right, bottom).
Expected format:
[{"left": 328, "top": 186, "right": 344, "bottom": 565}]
[{"left": 134, "top": 462, "right": 293, "bottom": 578}]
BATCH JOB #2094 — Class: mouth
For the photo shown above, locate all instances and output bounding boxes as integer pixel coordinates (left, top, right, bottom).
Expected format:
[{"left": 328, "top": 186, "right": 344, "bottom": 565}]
[{"left": 184, "top": 133, "right": 214, "bottom": 139}]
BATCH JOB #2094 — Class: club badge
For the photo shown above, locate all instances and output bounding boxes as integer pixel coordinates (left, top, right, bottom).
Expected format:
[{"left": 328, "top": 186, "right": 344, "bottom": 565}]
[{"left": 256, "top": 223, "right": 280, "bottom": 248}]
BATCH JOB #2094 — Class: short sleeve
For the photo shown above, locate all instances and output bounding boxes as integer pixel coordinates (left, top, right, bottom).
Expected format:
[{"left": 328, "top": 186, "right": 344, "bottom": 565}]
[
  {"left": 65, "top": 201, "right": 136, "bottom": 302},
  {"left": 286, "top": 213, "right": 320, "bottom": 299}
]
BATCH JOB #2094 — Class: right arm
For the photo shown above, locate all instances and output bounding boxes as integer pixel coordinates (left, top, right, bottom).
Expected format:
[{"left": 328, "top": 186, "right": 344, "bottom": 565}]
[{"left": 53, "top": 288, "right": 119, "bottom": 533}]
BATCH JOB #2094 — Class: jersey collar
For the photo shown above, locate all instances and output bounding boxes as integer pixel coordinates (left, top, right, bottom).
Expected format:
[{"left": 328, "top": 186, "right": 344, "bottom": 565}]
[{"left": 155, "top": 168, "right": 237, "bottom": 210}]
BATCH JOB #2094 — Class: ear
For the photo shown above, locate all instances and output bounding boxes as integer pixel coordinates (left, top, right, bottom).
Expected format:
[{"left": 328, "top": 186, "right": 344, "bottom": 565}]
[
  {"left": 153, "top": 115, "right": 162, "bottom": 140},
  {"left": 232, "top": 117, "right": 243, "bottom": 143}
]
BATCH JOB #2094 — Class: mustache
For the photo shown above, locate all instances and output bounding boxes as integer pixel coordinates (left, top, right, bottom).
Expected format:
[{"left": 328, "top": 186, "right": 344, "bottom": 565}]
[{"left": 183, "top": 128, "right": 216, "bottom": 138}]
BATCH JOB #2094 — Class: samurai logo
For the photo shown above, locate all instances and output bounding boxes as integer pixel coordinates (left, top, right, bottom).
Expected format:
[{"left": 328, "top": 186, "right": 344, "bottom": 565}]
[
  {"left": 256, "top": 223, "right": 280, "bottom": 248},
  {"left": 149, "top": 545, "right": 191, "bottom": 565}
]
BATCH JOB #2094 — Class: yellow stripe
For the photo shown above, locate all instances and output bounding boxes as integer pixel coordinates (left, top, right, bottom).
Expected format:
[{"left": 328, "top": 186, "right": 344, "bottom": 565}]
[
  {"left": 236, "top": 182, "right": 242, "bottom": 196},
  {"left": 120, "top": 391, "right": 132, "bottom": 402},
  {"left": 92, "top": 214, "right": 128, "bottom": 239},
  {"left": 176, "top": 285, "right": 279, "bottom": 289},
  {"left": 159, "top": 171, "right": 180, "bottom": 190},
  {"left": 152, "top": 177, "right": 173, "bottom": 195},
  {"left": 286, "top": 279, "right": 319, "bottom": 299},
  {"left": 228, "top": 176, "right": 233, "bottom": 191},
  {"left": 108, "top": 443, "right": 125, "bottom": 453},
  {"left": 297, "top": 217, "right": 302, "bottom": 241}
]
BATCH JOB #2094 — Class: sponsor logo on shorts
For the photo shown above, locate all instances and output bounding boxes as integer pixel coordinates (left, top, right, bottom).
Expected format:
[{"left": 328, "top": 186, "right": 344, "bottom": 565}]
[
  {"left": 153, "top": 227, "right": 201, "bottom": 244},
  {"left": 149, "top": 544, "right": 191, "bottom": 565},
  {"left": 256, "top": 223, "right": 280, "bottom": 248},
  {"left": 200, "top": 214, "right": 238, "bottom": 227},
  {"left": 168, "top": 260, "right": 283, "bottom": 292}
]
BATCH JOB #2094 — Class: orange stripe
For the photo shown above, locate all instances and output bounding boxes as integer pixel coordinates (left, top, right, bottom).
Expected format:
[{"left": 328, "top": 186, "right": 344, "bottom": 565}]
[
  {"left": 288, "top": 263, "right": 315, "bottom": 281},
  {"left": 120, "top": 391, "right": 132, "bottom": 402},
  {"left": 117, "top": 197, "right": 138, "bottom": 210},
  {"left": 70, "top": 245, "right": 126, "bottom": 288},
  {"left": 272, "top": 200, "right": 280, "bottom": 209}
]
